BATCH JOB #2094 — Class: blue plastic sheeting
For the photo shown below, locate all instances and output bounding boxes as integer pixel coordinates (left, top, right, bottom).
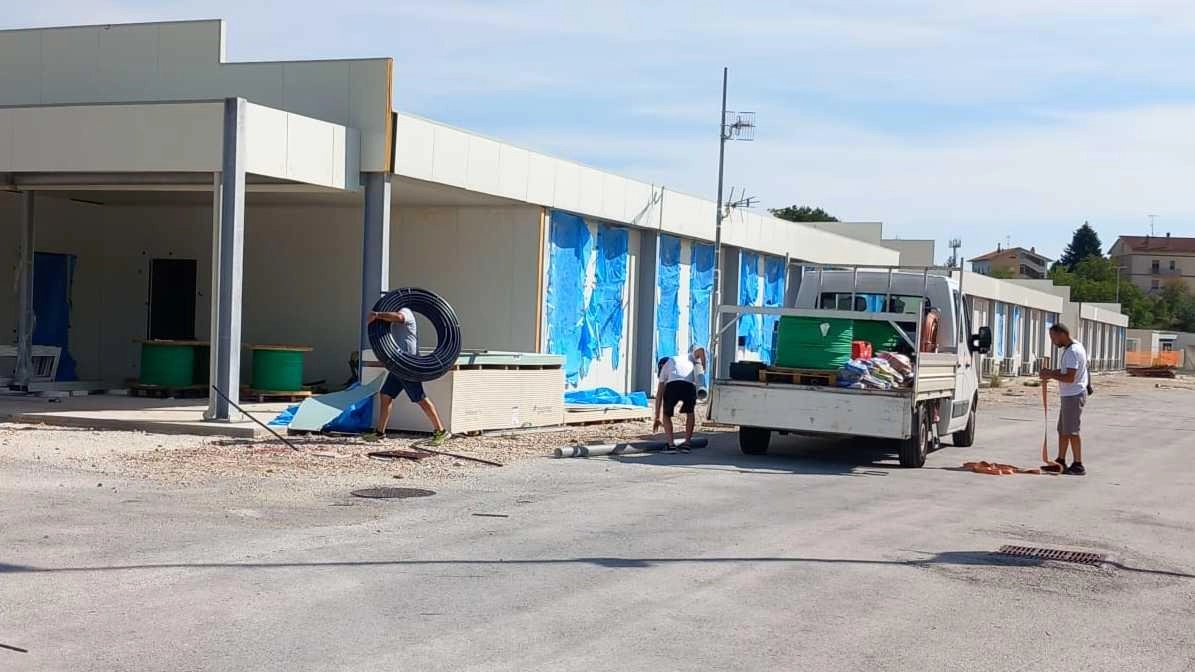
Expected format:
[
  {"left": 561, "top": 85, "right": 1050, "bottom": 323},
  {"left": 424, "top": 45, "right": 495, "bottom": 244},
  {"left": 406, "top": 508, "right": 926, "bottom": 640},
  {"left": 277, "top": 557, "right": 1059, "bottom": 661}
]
[
  {"left": 268, "top": 393, "right": 371, "bottom": 432},
  {"left": 688, "top": 243, "right": 714, "bottom": 353},
  {"left": 993, "top": 304, "right": 1007, "bottom": 358},
  {"left": 865, "top": 294, "right": 886, "bottom": 312},
  {"left": 761, "top": 256, "right": 786, "bottom": 364},
  {"left": 269, "top": 405, "right": 299, "bottom": 426},
  {"left": 1010, "top": 306, "right": 1023, "bottom": 358},
  {"left": 738, "top": 251, "right": 762, "bottom": 353},
  {"left": 32, "top": 252, "right": 78, "bottom": 381},
  {"left": 580, "top": 224, "right": 629, "bottom": 373},
  {"left": 565, "top": 387, "right": 649, "bottom": 408},
  {"left": 546, "top": 211, "right": 594, "bottom": 386},
  {"left": 656, "top": 235, "right": 682, "bottom": 360}
]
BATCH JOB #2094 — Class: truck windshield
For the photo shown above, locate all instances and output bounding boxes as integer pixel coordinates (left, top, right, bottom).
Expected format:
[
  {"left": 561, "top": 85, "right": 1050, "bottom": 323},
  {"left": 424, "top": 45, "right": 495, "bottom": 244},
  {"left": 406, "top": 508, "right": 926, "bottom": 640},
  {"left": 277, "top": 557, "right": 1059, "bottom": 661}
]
[{"left": 819, "top": 293, "right": 924, "bottom": 315}]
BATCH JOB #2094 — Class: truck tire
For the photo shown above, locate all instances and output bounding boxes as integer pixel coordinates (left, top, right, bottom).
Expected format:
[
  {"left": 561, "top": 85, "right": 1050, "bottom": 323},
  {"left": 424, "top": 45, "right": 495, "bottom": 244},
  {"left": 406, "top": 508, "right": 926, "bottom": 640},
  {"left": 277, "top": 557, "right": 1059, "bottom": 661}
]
[
  {"left": 899, "top": 403, "right": 929, "bottom": 468},
  {"left": 739, "top": 427, "right": 771, "bottom": 455},
  {"left": 952, "top": 395, "right": 977, "bottom": 447}
]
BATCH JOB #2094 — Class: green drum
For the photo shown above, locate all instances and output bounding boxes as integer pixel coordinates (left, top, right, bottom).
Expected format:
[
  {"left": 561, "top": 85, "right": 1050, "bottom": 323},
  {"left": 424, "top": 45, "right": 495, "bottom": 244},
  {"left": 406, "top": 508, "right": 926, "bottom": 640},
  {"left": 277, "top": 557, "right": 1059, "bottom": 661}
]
[
  {"left": 139, "top": 342, "right": 196, "bottom": 387},
  {"left": 251, "top": 348, "right": 306, "bottom": 392}
]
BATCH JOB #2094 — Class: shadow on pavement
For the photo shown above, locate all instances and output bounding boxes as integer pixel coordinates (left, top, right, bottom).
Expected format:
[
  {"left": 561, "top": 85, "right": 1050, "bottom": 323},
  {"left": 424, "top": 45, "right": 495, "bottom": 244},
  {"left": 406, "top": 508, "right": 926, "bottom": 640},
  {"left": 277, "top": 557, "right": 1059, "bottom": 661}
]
[
  {"left": 611, "top": 432, "right": 919, "bottom": 477},
  {"left": 1, "top": 551, "right": 1189, "bottom": 579}
]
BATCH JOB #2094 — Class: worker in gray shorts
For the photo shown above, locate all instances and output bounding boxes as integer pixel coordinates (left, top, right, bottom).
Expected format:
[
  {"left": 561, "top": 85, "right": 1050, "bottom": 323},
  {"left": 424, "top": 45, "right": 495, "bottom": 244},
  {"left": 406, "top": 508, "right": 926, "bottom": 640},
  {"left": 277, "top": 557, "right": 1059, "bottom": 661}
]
[
  {"left": 1039, "top": 323, "right": 1089, "bottom": 475},
  {"left": 367, "top": 308, "right": 448, "bottom": 445}
]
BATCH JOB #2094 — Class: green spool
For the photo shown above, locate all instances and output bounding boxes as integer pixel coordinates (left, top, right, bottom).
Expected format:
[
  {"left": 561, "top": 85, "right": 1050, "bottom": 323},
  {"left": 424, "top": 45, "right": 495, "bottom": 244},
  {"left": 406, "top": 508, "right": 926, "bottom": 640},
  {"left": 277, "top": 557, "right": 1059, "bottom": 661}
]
[
  {"left": 774, "top": 316, "right": 854, "bottom": 370},
  {"left": 251, "top": 349, "right": 305, "bottom": 392},
  {"left": 139, "top": 343, "right": 196, "bottom": 387},
  {"left": 852, "top": 320, "right": 905, "bottom": 352}
]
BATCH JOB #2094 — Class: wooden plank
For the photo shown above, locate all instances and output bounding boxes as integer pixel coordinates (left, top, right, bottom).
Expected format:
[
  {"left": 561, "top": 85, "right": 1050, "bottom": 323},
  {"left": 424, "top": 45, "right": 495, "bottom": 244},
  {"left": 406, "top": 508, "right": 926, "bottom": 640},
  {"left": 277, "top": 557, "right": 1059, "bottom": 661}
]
[{"left": 758, "top": 367, "right": 838, "bottom": 387}]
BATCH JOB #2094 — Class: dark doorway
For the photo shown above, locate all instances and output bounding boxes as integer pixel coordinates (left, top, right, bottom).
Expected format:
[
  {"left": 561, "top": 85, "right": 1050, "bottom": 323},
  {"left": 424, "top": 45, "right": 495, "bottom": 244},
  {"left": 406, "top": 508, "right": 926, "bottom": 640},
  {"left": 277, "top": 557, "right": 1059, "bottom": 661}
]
[{"left": 148, "top": 259, "right": 197, "bottom": 341}]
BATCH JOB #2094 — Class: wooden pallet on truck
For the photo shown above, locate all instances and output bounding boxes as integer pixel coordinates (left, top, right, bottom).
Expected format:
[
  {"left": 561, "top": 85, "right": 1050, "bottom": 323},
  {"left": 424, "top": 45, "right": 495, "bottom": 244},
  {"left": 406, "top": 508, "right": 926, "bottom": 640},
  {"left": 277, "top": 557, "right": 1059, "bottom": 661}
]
[{"left": 758, "top": 367, "right": 838, "bottom": 387}]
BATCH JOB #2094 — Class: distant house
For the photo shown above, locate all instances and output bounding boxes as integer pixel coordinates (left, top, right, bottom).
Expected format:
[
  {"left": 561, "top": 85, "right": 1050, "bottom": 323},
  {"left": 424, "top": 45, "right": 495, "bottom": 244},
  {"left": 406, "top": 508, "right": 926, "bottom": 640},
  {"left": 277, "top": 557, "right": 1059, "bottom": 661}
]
[
  {"left": 970, "top": 245, "right": 1051, "bottom": 279},
  {"left": 1109, "top": 234, "right": 1195, "bottom": 294}
]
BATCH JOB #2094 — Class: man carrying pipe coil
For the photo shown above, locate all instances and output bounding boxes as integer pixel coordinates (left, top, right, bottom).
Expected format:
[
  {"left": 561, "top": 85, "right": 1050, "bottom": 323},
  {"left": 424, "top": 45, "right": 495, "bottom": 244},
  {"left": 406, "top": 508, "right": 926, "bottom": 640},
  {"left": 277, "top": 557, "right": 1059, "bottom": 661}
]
[
  {"left": 653, "top": 345, "right": 708, "bottom": 453},
  {"left": 366, "top": 307, "right": 448, "bottom": 445}
]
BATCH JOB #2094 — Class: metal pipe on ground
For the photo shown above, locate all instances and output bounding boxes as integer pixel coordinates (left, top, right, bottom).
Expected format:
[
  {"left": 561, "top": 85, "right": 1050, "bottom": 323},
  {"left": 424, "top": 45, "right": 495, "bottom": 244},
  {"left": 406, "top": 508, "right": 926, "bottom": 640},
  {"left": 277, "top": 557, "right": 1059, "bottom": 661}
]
[{"left": 553, "top": 436, "right": 709, "bottom": 458}]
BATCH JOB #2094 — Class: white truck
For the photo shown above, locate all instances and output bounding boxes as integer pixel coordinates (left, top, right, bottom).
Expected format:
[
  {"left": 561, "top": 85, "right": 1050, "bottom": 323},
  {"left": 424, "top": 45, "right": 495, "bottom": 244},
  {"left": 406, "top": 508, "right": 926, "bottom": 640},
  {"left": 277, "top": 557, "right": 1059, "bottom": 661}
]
[{"left": 709, "top": 268, "right": 992, "bottom": 468}]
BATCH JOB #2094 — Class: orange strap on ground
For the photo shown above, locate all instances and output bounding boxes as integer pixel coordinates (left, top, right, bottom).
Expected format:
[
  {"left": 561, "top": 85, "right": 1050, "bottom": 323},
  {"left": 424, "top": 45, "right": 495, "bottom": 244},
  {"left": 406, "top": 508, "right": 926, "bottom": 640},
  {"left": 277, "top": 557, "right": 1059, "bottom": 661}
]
[{"left": 960, "top": 379, "right": 1059, "bottom": 476}]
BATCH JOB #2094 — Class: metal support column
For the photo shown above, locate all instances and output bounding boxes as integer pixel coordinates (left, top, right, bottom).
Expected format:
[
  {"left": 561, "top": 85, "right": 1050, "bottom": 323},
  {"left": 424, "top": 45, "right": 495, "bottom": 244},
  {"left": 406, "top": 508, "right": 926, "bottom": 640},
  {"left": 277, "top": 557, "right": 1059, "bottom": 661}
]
[
  {"left": 716, "top": 246, "right": 741, "bottom": 379},
  {"left": 360, "top": 172, "right": 392, "bottom": 375},
  {"left": 205, "top": 97, "right": 246, "bottom": 422},
  {"left": 633, "top": 229, "right": 660, "bottom": 393},
  {"left": 11, "top": 192, "right": 36, "bottom": 391}
]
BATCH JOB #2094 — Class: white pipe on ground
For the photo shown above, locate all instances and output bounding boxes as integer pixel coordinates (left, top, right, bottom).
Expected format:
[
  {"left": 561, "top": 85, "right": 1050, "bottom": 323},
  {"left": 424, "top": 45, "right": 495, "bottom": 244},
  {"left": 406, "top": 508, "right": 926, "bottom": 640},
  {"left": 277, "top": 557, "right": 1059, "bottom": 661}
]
[{"left": 553, "top": 436, "right": 710, "bottom": 458}]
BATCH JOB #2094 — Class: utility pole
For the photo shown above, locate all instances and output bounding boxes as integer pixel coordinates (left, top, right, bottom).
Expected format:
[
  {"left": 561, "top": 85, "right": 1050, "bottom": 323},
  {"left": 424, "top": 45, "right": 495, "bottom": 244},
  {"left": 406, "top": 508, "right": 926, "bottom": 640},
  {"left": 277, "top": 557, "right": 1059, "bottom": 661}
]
[{"left": 708, "top": 67, "right": 754, "bottom": 383}]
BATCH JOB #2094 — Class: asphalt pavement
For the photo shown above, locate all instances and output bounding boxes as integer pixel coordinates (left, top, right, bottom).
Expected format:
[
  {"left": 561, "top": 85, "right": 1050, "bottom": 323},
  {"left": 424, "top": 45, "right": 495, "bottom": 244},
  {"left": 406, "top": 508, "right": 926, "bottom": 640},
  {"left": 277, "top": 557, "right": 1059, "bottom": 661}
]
[{"left": 2, "top": 382, "right": 1194, "bottom": 671}]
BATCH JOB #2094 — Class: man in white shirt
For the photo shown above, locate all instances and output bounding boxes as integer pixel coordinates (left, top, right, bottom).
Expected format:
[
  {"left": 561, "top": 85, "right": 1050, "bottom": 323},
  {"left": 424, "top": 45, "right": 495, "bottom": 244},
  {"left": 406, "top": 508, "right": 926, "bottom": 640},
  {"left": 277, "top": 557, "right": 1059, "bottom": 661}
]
[
  {"left": 1040, "top": 323, "right": 1089, "bottom": 475},
  {"left": 653, "top": 346, "right": 707, "bottom": 452}
]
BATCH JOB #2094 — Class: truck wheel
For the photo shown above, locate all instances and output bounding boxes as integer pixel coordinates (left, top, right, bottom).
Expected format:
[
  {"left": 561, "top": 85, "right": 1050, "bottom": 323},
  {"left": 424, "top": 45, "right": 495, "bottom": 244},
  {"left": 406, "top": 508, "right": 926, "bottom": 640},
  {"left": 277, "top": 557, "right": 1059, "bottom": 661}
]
[
  {"left": 952, "top": 396, "right": 977, "bottom": 447},
  {"left": 739, "top": 427, "right": 771, "bottom": 455},
  {"left": 899, "top": 404, "right": 929, "bottom": 468}
]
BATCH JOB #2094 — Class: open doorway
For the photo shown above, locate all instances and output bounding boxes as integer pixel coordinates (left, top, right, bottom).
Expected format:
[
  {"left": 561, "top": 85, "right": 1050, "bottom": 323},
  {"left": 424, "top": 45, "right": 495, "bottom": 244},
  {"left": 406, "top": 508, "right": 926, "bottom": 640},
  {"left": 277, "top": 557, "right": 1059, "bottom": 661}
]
[{"left": 147, "top": 258, "right": 197, "bottom": 341}]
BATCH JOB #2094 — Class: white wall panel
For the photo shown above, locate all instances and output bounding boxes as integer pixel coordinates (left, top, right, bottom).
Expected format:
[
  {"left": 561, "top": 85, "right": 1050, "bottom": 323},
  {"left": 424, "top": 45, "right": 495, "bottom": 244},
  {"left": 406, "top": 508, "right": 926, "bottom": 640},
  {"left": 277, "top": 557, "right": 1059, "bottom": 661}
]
[
  {"left": 466, "top": 136, "right": 502, "bottom": 195},
  {"left": 281, "top": 61, "right": 352, "bottom": 129},
  {"left": 525, "top": 152, "right": 557, "bottom": 205},
  {"left": 0, "top": 102, "right": 224, "bottom": 173},
  {"left": 0, "top": 21, "right": 393, "bottom": 170},
  {"left": 393, "top": 114, "right": 436, "bottom": 181},
  {"left": 577, "top": 166, "right": 605, "bottom": 218},
  {"left": 496, "top": 144, "right": 530, "bottom": 201},
  {"left": 552, "top": 162, "right": 581, "bottom": 213},
  {"left": 244, "top": 104, "right": 288, "bottom": 178},
  {"left": 602, "top": 173, "right": 627, "bottom": 223},
  {"left": 430, "top": 126, "right": 470, "bottom": 187},
  {"left": 0, "top": 30, "right": 43, "bottom": 104},
  {"left": 393, "top": 206, "right": 541, "bottom": 353}
]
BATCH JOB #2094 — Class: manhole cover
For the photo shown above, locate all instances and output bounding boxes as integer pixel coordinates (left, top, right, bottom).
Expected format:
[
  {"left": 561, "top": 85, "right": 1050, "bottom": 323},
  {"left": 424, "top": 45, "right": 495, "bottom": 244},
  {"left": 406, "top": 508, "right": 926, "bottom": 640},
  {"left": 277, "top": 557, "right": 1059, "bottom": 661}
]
[
  {"left": 351, "top": 487, "right": 435, "bottom": 500},
  {"left": 995, "top": 545, "right": 1106, "bottom": 566}
]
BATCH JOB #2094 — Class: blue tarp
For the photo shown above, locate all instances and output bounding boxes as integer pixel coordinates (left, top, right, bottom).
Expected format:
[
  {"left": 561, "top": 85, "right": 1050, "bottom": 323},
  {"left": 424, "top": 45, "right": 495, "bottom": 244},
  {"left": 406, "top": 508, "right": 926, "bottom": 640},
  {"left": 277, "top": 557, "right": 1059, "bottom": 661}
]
[
  {"left": 738, "top": 251, "right": 762, "bottom": 353},
  {"left": 32, "top": 252, "right": 78, "bottom": 381},
  {"left": 565, "top": 387, "right": 649, "bottom": 408},
  {"left": 689, "top": 242, "right": 714, "bottom": 353},
  {"left": 546, "top": 211, "right": 593, "bottom": 386},
  {"left": 656, "top": 235, "right": 682, "bottom": 360},
  {"left": 580, "top": 224, "right": 629, "bottom": 373},
  {"left": 762, "top": 255, "right": 786, "bottom": 364},
  {"left": 271, "top": 380, "right": 379, "bottom": 432},
  {"left": 1011, "top": 306, "right": 1023, "bottom": 359},
  {"left": 994, "top": 304, "right": 1007, "bottom": 358}
]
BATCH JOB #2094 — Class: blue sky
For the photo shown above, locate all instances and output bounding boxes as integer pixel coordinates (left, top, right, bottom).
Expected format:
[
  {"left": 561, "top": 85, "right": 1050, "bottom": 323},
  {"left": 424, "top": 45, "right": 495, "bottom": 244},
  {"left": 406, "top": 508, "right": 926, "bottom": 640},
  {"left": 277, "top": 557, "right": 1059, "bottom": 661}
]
[{"left": 10, "top": 1, "right": 1195, "bottom": 261}]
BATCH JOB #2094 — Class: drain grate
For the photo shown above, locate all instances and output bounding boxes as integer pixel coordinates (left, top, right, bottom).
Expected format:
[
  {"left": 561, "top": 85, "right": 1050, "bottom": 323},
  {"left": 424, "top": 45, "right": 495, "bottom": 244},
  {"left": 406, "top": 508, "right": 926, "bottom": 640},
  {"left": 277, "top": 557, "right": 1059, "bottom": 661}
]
[
  {"left": 995, "top": 545, "right": 1106, "bottom": 566},
  {"left": 351, "top": 487, "right": 435, "bottom": 500}
]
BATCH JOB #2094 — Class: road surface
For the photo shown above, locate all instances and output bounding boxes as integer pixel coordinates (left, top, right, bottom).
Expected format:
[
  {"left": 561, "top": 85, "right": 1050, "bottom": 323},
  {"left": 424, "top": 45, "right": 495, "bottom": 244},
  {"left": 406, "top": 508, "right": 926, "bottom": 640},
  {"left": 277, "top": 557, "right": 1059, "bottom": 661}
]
[{"left": 2, "top": 380, "right": 1194, "bottom": 671}]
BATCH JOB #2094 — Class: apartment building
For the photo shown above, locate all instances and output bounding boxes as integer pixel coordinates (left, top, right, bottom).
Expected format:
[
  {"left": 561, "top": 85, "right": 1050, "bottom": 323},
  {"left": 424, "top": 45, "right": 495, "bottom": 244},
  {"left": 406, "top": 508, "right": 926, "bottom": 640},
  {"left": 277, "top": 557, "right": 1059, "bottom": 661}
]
[{"left": 1109, "top": 234, "right": 1195, "bottom": 293}]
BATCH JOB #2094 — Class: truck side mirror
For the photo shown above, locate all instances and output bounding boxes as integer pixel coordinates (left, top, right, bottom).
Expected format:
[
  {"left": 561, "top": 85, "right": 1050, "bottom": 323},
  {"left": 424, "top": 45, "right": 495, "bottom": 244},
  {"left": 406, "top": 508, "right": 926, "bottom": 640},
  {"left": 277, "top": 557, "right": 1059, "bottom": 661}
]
[{"left": 970, "top": 326, "right": 992, "bottom": 355}]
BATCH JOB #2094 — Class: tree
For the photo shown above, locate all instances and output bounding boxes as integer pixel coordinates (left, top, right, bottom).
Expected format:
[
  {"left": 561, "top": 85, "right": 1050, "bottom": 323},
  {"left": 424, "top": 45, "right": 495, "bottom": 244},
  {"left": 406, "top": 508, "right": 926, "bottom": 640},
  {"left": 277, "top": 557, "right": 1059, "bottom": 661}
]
[
  {"left": 1050, "top": 256, "right": 1154, "bottom": 327},
  {"left": 770, "top": 205, "right": 838, "bottom": 222},
  {"left": 1056, "top": 221, "right": 1103, "bottom": 271},
  {"left": 988, "top": 268, "right": 1016, "bottom": 279}
]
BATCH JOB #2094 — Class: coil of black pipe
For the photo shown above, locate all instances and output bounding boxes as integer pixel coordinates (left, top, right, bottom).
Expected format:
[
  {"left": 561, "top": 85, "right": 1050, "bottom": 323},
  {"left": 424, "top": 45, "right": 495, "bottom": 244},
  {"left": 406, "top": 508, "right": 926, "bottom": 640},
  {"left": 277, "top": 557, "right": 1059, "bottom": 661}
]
[{"left": 368, "top": 288, "right": 462, "bottom": 382}]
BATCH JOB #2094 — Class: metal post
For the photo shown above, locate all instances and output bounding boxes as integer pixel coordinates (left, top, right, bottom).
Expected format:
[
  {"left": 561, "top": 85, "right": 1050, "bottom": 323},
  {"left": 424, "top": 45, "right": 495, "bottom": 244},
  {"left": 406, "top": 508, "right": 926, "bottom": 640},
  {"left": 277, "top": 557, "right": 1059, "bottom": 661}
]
[
  {"left": 12, "top": 192, "right": 36, "bottom": 391},
  {"left": 205, "top": 97, "right": 246, "bottom": 422},
  {"left": 708, "top": 67, "right": 729, "bottom": 386},
  {"left": 361, "top": 172, "right": 392, "bottom": 376}
]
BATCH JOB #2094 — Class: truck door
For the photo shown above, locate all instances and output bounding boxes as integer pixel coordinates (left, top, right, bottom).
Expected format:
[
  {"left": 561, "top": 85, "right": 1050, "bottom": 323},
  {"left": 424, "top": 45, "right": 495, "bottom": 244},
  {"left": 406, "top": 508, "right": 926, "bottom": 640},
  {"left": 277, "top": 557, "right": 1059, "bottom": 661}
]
[{"left": 950, "top": 290, "right": 978, "bottom": 433}]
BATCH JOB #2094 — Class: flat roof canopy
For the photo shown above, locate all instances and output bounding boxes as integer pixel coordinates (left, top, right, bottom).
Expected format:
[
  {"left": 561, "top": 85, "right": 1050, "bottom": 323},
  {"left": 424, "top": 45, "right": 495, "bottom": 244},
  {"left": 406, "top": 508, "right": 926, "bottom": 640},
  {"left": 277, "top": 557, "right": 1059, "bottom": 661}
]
[{"left": 0, "top": 100, "right": 360, "bottom": 191}]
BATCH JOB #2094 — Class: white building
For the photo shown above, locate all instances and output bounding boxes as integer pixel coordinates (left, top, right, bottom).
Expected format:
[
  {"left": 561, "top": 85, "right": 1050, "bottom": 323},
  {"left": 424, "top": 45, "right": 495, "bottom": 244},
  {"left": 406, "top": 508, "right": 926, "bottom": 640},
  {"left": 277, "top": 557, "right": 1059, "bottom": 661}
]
[{"left": 1, "top": 19, "right": 902, "bottom": 419}]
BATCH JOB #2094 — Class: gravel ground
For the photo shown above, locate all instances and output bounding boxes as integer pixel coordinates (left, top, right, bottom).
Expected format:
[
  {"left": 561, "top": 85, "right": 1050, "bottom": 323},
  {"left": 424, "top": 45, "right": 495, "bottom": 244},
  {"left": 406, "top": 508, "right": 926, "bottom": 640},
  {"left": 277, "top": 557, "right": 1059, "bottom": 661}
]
[
  {"left": 2, "top": 372, "right": 1184, "bottom": 497},
  {"left": 0, "top": 410, "right": 734, "bottom": 495}
]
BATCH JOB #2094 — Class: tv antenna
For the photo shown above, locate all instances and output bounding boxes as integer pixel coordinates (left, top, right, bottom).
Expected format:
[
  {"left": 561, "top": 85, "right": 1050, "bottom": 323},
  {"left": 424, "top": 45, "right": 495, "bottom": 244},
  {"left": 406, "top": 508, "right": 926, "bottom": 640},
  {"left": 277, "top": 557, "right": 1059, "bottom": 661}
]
[
  {"left": 709, "top": 67, "right": 756, "bottom": 412},
  {"left": 948, "top": 238, "right": 962, "bottom": 267},
  {"left": 723, "top": 186, "right": 758, "bottom": 216},
  {"left": 1148, "top": 214, "right": 1158, "bottom": 236}
]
